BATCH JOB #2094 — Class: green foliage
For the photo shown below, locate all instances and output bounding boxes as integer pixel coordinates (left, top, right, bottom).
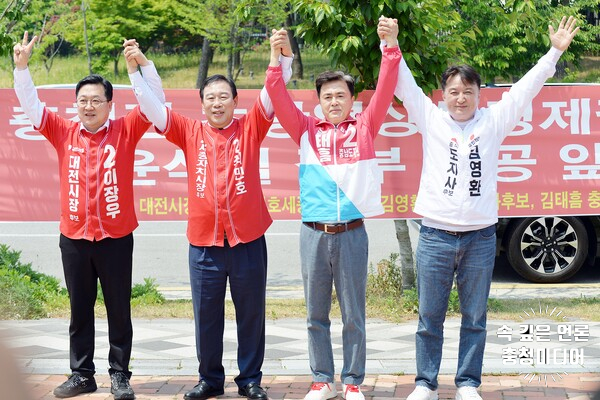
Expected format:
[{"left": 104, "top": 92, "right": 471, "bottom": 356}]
[
  {"left": 235, "top": 0, "right": 289, "bottom": 31},
  {"left": 81, "top": 0, "right": 161, "bottom": 75},
  {"left": 401, "top": 288, "right": 419, "bottom": 314},
  {"left": 293, "top": 0, "right": 467, "bottom": 93},
  {"left": 97, "top": 276, "right": 165, "bottom": 305},
  {"left": 0, "top": 0, "right": 29, "bottom": 57},
  {"left": 447, "top": 288, "right": 460, "bottom": 314},
  {"left": 368, "top": 253, "right": 505, "bottom": 317},
  {"left": 454, "top": 0, "right": 600, "bottom": 83},
  {"left": 7, "top": 0, "right": 76, "bottom": 74},
  {"left": 0, "top": 244, "right": 62, "bottom": 319},
  {"left": 131, "top": 277, "right": 165, "bottom": 305},
  {"left": 0, "top": 243, "right": 165, "bottom": 319},
  {"left": 486, "top": 296, "right": 504, "bottom": 313},
  {"left": 398, "top": 288, "right": 462, "bottom": 314},
  {"left": 368, "top": 252, "right": 402, "bottom": 298},
  {"left": 5, "top": 0, "right": 599, "bottom": 87}
]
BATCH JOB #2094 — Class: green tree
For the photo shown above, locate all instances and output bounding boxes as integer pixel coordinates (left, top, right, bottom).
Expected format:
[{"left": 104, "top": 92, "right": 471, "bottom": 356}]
[
  {"left": 169, "top": 0, "right": 292, "bottom": 88},
  {"left": 62, "top": 0, "right": 161, "bottom": 76},
  {"left": 293, "top": 0, "right": 470, "bottom": 93},
  {"left": 11, "top": 0, "right": 75, "bottom": 74},
  {"left": 234, "top": 0, "right": 290, "bottom": 79},
  {"left": 453, "top": 0, "right": 600, "bottom": 83},
  {"left": 168, "top": 0, "right": 230, "bottom": 87},
  {"left": 0, "top": 0, "right": 30, "bottom": 59}
]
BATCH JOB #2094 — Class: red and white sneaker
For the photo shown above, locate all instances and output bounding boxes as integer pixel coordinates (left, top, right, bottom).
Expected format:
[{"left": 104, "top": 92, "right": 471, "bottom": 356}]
[
  {"left": 342, "top": 384, "right": 365, "bottom": 400},
  {"left": 304, "top": 382, "right": 337, "bottom": 400}
]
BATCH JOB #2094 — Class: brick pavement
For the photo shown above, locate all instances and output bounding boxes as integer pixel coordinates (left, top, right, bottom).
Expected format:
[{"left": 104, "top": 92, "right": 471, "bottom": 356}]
[
  {"left": 23, "top": 373, "right": 600, "bottom": 399},
  {"left": 4, "top": 317, "right": 599, "bottom": 399}
]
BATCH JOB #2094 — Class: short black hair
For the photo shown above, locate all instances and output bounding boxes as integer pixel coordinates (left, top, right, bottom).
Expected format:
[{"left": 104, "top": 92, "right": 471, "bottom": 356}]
[
  {"left": 441, "top": 65, "right": 481, "bottom": 91},
  {"left": 200, "top": 74, "right": 238, "bottom": 100},
  {"left": 75, "top": 74, "right": 113, "bottom": 101},
  {"left": 315, "top": 71, "right": 355, "bottom": 98}
]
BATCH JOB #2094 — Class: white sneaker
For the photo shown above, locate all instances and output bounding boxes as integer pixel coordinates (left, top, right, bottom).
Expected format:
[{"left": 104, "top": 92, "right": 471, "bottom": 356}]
[
  {"left": 342, "top": 384, "right": 364, "bottom": 400},
  {"left": 304, "top": 382, "right": 337, "bottom": 400},
  {"left": 455, "top": 386, "right": 482, "bottom": 400},
  {"left": 407, "top": 385, "right": 439, "bottom": 400}
]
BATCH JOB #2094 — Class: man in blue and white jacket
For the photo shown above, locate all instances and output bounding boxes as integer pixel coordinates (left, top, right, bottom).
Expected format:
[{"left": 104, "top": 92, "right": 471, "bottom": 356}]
[
  {"left": 392, "top": 16, "right": 580, "bottom": 400},
  {"left": 266, "top": 18, "right": 401, "bottom": 400}
]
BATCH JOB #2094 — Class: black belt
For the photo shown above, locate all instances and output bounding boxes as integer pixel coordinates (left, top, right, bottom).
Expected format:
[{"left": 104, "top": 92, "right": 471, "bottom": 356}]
[
  {"left": 438, "top": 228, "right": 470, "bottom": 236},
  {"left": 304, "top": 219, "right": 364, "bottom": 234}
]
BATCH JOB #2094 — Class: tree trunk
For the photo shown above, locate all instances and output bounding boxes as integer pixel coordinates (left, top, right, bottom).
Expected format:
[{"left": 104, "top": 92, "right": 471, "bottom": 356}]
[
  {"left": 555, "top": 60, "right": 567, "bottom": 79},
  {"left": 232, "top": 33, "right": 241, "bottom": 77},
  {"left": 226, "top": 23, "right": 237, "bottom": 81},
  {"left": 394, "top": 219, "right": 415, "bottom": 290},
  {"left": 227, "top": 51, "right": 234, "bottom": 80},
  {"left": 286, "top": 14, "right": 303, "bottom": 80},
  {"left": 81, "top": 0, "right": 92, "bottom": 75},
  {"left": 113, "top": 55, "right": 119, "bottom": 78},
  {"left": 196, "top": 38, "right": 212, "bottom": 89}
]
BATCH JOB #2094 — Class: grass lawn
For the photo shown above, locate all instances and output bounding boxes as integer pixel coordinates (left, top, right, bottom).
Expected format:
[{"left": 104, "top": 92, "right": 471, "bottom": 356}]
[{"left": 35, "top": 294, "right": 600, "bottom": 322}]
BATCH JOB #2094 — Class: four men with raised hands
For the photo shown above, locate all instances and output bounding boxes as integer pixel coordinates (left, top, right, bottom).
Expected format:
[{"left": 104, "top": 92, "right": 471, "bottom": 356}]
[{"left": 13, "top": 12, "right": 580, "bottom": 400}]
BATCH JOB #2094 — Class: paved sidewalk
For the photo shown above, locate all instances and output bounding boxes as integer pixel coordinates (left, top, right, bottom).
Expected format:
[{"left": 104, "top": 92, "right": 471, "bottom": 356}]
[
  {"left": 1, "top": 317, "right": 599, "bottom": 399},
  {"left": 23, "top": 373, "right": 600, "bottom": 400}
]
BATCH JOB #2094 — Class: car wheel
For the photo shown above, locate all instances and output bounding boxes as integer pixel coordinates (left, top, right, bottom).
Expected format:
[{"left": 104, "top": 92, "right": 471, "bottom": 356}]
[{"left": 506, "top": 216, "right": 588, "bottom": 283}]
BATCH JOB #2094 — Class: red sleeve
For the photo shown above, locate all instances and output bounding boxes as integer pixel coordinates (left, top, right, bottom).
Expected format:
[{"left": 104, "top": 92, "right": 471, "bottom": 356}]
[
  {"left": 265, "top": 65, "right": 311, "bottom": 146},
  {"left": 160, "top": 107, "right": 198, "bottom": 149},
  {"left": 37, "top": 108, "right": 74, "bottom": 149},
  {"left": 123, "top": 105, "right": 152, "bottom": 143},
  {"left": 247, "top": 96, "right": 274, "bottom": 143},
  {"left": 359, "top": 46, "right": 402, "bottom": 139}
]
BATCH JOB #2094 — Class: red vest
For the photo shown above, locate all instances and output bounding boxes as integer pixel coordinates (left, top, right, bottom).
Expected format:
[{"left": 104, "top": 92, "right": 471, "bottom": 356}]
[
  {"left": 162, "top": 99, "right": 273, "bottom": 247},
  {"left": 38, "top": 106, "right": 151, "bottom": 240}
]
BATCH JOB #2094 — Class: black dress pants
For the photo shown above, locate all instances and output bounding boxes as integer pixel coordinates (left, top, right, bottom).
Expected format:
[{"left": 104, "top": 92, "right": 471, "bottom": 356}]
[{"left": 59, "top": 233, "right": 134, "bottom": 378}]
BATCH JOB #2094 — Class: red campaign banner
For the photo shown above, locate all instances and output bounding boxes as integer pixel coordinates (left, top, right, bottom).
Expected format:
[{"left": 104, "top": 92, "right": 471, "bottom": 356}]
[{"left": 1, "top": 85, "right": 599, "bottom": 221}]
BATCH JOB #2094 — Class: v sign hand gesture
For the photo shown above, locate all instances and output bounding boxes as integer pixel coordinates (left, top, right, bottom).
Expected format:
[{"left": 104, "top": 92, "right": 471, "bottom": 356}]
[
  {"left": 549, "top": 16, "right": 580, "bottom": 52},
  {"left": 13, "top": 31, "right": 38, "bottom": 71}
]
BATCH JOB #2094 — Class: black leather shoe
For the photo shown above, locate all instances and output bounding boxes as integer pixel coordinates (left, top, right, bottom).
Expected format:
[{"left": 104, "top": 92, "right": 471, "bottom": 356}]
[
  {"left": 184, "top": 380, "right": 224, "bottom": 400},
  {"left": 238, "top": 382, "right": 268, "bottom": 400}
]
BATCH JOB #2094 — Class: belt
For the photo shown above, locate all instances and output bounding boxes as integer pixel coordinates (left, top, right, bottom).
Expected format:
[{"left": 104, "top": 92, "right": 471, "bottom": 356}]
[
  {"left": 438, "top": 228, "right": 469, "bottom": 236},
  {"left": 304, "top": 219, "right": 364, "bottom": 234}
]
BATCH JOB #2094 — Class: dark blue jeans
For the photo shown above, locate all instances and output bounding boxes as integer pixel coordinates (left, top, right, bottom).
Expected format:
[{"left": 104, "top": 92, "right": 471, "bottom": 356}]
[
  {"left": 415, "top": 225, "right": 496, "bottom": 390},
  {"left": 188, "top": 236, "right": 267, "bottom": 389}
]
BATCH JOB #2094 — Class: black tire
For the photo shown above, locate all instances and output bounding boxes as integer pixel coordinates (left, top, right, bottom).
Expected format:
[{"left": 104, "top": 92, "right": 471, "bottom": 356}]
[{"left": 506, "top": 216, "right": 588, "bottom": 283}]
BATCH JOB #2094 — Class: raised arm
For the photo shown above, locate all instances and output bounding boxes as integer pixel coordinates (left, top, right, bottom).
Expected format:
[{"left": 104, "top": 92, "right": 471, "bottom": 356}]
[
  {"left": 359, "top": 17, "right": 401, "bottom": 138},
  {"left": 124, "top": 39, "right": 168, "bottom": 131},
  {"left": 260, "top": 28, "right": 294, "bottom": 117},
  {"left": 265, "top": 29, "right": 310, "bottom": 145},
  {"left": 493, "top": 16, "right": 580, "bottom": 138},
  {"left": 13, "top": 31, "right": 44, "bottom": 128}
]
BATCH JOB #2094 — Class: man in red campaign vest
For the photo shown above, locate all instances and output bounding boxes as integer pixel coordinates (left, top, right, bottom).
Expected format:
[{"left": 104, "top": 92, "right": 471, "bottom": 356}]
[
  {"left": 124, "top": 30, "right": 293, "bottom": 400},
  {"left": 13, "top": 33, "right": 165, "bottom": 400}
]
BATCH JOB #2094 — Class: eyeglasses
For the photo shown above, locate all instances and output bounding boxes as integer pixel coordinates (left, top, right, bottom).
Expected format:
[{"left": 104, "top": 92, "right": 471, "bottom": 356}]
[{"left": 76, "top": 98, "right": 107, "bottom": 108}]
